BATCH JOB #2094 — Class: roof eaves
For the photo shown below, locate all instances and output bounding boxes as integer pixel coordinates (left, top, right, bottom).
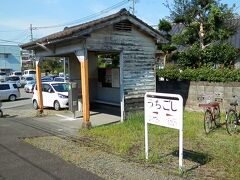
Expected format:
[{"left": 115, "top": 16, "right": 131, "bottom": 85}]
[{"left": 21, "top": 8, "right": 165, "bottom": 49}]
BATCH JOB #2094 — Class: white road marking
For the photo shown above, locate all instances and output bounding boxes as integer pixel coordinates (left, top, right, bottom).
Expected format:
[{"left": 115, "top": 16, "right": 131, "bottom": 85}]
[{"left": 55, "top": 114, "right": 77, "bottom": 121}]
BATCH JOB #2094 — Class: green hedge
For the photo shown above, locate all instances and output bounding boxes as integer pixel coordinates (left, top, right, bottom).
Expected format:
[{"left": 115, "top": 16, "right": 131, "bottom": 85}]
[{"left": 156, "top": 66, "right": 240, "bottom": 82}]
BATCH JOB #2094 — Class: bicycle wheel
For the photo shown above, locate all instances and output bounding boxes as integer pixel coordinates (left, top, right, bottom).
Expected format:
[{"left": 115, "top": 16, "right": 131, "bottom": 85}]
[
  {"left": 213, "top": 106, "right": 221, "bottom": 127},
  {"left": 226, "top": 109, "right": 238, "bottom": 135},
  {"left": 204, "top": 109, "right": 212, "bottom": 134}
]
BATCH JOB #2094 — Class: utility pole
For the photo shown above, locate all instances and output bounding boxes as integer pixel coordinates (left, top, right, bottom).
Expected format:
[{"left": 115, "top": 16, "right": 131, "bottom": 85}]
[
  {"left": 30, "top": 24, "right": 33, "bottom": 41},
  {"left": 29, "top": 24, "right": 35, "bottom": 68},
  {"left": 132, "top": 0, "right": 135, "bottom": 15},
  {"left": 129, "top": 0, "right": 137, "bottom": 15}
]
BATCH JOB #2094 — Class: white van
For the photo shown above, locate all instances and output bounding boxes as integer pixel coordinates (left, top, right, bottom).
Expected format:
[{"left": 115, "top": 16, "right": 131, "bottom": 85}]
[{"left": 23, "top": 69, "right": 36, "bottom": 78}]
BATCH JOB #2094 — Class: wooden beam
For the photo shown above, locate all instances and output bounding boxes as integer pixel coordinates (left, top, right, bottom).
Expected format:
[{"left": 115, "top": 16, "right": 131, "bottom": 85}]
[
  {"left": 80, "top": 58, "right": 91, "bottom": 128},
  {"left": 36, "top": 60, "right": 43, "bottom": 113}
]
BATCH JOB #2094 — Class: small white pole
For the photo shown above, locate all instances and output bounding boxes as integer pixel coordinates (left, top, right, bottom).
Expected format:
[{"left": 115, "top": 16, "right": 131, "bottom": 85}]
[
  {"left": 179, "top": 128, "right": 183, "bottom": 171},
  {"left": 145, "top": 122, "right": 148, "bottom": 159}
]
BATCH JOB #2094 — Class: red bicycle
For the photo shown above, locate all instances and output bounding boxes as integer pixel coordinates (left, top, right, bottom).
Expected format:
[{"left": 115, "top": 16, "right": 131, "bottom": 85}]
[{"left": 199, "top": 102, "right": 221, "bottom": 134}]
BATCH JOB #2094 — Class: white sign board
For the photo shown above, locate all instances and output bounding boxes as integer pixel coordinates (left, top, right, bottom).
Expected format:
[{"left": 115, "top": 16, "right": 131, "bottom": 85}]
[{"left": 144, "top": 92, "right": 183, "bottom": 171}]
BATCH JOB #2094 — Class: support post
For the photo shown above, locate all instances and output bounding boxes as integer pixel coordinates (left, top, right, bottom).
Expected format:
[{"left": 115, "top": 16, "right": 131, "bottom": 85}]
[
  {"left": 75, "top": 50, "right": 91, "bottom": 128},
  {"left": 35, "top": 59, "right": 43, "bottom": 114}
]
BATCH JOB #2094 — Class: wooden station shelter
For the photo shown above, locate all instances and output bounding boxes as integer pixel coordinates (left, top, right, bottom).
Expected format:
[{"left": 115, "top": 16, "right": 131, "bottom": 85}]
[{"left": 21, "top": 9, "right": 164, "bottom": 128}]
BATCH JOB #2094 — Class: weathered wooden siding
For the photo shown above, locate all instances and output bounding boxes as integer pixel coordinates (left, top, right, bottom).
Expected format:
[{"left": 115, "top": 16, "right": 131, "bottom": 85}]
[{"left": 86, "top": 24, "right": 156, "bottom": 114}]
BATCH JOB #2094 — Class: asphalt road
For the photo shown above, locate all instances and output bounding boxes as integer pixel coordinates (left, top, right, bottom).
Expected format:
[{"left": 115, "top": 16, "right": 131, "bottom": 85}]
[
  {"left": 0, "top": 89, "right": 102, "bottom": 180},
  {"left": 1, "top": 88, "right": 32, "bottom": 109},
  {"left": 0, "top": 117, "right": 102, "bottom": 180}
]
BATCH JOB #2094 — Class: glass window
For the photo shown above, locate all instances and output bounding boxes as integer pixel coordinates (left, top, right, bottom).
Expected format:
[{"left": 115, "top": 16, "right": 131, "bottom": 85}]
[
  {"left": 26, "top": 77, "right": 34, "bottom": 81},
  {"left": 42, "top": 84, "right": 52, "bottom": 92},
  {"left": 52, "top": 83, "right": 69, "bottom": 92},
  {"left": 0, "top": 84, "right": 10, "bottom": 90},
  {"left": 7, "top": 76, "right": 20, "bottom": 81},
  {"left": 15, "top": 72, "right": 22, "bottom": 76},
  {"left": 29, "top": 71, "right": 36, "bottom": 74},
  {"left": 13, "top": 84, "right": 18, "bottom": 89}
]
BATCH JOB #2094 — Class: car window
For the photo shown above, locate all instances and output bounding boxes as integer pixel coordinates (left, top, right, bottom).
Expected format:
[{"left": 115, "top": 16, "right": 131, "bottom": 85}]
[
  {"left": 42, "top": 84, "right": 52, "bottom": 92},
  {"left": 54, "top": 77, "right": 64, "bottom": 82},
  {"left": 15, "top": 72, "right": 22, "bottom": 76},
  {"left": 52, "top": 83, "right": 69, "bottom": 92},
  {"left": 7, "top": 76, "right": 20, "bottom": 81},
  {"left": 26, "top": 77, "right": 34, "bottom": 81},
  {"left": 13, "top": 84, "right": 18, "bottom": 89},
  {"left": 29, "top": 71, "right": 36, "bottom": 74},
  {"left": 0, "top": 84, "right": 10, "bottom": 90}
]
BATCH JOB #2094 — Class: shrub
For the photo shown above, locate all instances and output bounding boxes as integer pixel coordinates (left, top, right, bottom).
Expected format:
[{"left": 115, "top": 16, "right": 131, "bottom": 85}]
[
  {"left": 156, "top": 64, "right": 180, "bottom": 80},
  {"left": 156, "top": 66, "right": 240, "bottom": 82}
]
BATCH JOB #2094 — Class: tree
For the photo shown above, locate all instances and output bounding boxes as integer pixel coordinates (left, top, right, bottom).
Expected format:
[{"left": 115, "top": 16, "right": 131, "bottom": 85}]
[
  {"left": 165, "top": 0, "right": 237, "bottom": 50},
  {"left": 157, "top": 19, "right": 177, "bottom": 67},
  {"left": 163, "top": 0, "right": 239, "bottom": 68},
  {"left": 41, "top": 57, "right": 64, "bottom": 75}
]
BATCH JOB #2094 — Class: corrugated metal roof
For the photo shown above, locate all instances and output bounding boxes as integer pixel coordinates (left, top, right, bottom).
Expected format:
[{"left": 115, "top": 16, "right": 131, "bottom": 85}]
[{"left": 21, "top": 8, "right": 164, "bottom": 49}]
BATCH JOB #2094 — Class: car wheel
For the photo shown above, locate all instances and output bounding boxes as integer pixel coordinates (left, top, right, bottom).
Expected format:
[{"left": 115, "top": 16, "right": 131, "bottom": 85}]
[
  {"left": 9, "top": 95, "right": 16, "bottom": 101},
  {"left": 0, "top": 110, "right": 3, "bottom": 118},
  {"left": 54, "top": 101, "right": 60, "bottom": 111},
  {"left": 33, "top": 100, "right": 38, "bottom": 110}
]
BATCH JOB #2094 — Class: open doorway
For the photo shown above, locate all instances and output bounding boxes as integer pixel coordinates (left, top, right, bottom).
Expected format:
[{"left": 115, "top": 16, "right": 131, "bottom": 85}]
[{"left": 89, "top": 51, "right": 121, "bottom": 116}]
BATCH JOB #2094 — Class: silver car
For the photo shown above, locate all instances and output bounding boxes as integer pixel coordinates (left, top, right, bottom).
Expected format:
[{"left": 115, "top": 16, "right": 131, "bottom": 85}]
[
  {"left": 0, "top": 72, "right": 7, "bottom": 83},
  {"left": 0, "top": 83, "right": 20, "bottom": 101},
  {"left": 6, "top": 76, "right": 21, "bottom": 88},
  {"left": 24, "top": 80, "right": 35, "bottom": 93}
]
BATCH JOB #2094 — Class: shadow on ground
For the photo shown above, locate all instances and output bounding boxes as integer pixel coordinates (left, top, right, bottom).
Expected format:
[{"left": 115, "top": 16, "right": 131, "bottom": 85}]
[{"left": 171, "top": 149, "right": 212, "bottom": 172}]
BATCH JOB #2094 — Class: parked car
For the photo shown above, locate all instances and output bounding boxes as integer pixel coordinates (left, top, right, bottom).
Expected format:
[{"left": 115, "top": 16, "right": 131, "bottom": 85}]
[
  {"left": 0, "top": 72, "right": 7, "bottom": 82},
  {"left": 22, "top": 69, "right": 36, "bottom": 78},
  {"left": 32, "top": 82, "right": 69, "bottom": 110},
  {"left": 24, "top": 80, "right": 35, "bottom": 93},
  {"left": 20, "top": 76, "right": 35, "bottom": 87},
  {"left": 41, "top": 76, "right": 54, "bottom": 82},
  {"left": 0, "top": 83, "right": 20, "bottom": 101},
  {"left": 54, "top": 77, "right": 69, "bottom": 82},
  {"left": 10, "top": 71, "right": 22, "bottom": 77},
  {"left": 5, "top": 76, "right": 21, "bottom": 88}
]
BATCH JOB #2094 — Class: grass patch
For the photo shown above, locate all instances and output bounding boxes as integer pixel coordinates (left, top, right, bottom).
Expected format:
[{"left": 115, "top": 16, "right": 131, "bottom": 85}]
[{"left": 79, "top": 111, "right": 240, "bottom": 178}]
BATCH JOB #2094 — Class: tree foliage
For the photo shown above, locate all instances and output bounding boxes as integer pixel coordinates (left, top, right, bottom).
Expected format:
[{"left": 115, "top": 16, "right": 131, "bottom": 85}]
[
  {"left": 41, "top": 57, "right": 64, "bottom": 75},
  {"left": 157, "top": 18, "right": 177, "bottom": 66},
  {"left": 162, "top": 0, "right": 239, "bottom": 68},
  {"left": 166, "top": 0, "right": 237, "bottom": 49},
  {"left": 178, "top": 43, "right": 239, "bottom": 68}
]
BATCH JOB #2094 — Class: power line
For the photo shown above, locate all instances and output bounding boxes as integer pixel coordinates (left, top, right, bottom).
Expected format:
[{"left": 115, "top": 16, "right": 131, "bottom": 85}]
[
  {"left": 0, "top": 29, "right": 28, "bottom": 33},
  {"left": 33, "top": 0, "right": 130, "bottom": 30},
  {"left": 0, "top": 38, "right": 21, "bottom": 44},
  {"left": 1, "top": 0, "right": 133, "bottom": 44}
]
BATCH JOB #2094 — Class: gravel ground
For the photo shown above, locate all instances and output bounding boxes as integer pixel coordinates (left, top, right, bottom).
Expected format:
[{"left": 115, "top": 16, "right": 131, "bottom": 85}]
[{"left": 24, "top": 136, "right": 183, "bottom": 180}]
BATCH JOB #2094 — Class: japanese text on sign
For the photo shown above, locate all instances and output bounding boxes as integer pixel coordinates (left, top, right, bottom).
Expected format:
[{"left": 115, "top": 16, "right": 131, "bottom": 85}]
[{"left": 145, "top": 93, "right": 183, "bottom": 130}]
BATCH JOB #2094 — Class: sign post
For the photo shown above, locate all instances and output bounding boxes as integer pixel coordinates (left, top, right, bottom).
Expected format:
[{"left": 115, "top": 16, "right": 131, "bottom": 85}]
[{"left": 144, "top": 92, "right": 183, "bottom": 171}]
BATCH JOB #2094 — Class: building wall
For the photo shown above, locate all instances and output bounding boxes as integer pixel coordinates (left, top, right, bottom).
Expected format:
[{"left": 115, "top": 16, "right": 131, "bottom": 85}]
[
  {"left": 86, "top": 24, "right": 156, "bottom": 114},
  {"left": 0, "top": 45, "right": 21, "bottom": 72}
]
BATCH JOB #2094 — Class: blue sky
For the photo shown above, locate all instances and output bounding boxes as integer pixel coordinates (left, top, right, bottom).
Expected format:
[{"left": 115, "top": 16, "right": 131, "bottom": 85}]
[{"left": 0, "top": 0, "right": 239, "bottom": 45}]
